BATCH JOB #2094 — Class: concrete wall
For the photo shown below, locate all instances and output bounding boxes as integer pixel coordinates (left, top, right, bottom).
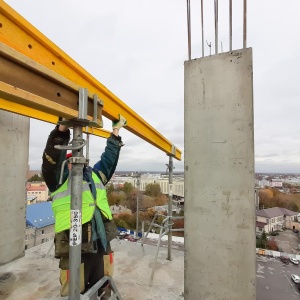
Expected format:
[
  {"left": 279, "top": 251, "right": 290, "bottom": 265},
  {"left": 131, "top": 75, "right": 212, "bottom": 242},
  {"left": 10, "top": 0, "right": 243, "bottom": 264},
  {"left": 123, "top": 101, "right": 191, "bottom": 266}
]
[
  {"left": 184, "top": 49, "right": 256, "bottom": 299},
  {"left": 0, "top": 111, "right": 29, "bottom": 264}
]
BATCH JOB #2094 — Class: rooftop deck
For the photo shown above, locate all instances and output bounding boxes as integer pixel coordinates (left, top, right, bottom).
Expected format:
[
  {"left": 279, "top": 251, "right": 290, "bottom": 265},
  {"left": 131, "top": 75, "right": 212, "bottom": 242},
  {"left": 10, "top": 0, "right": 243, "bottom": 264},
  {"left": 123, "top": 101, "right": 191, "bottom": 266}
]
[{"left": 0, "top": 239, "right": 184, "bottom": 300}]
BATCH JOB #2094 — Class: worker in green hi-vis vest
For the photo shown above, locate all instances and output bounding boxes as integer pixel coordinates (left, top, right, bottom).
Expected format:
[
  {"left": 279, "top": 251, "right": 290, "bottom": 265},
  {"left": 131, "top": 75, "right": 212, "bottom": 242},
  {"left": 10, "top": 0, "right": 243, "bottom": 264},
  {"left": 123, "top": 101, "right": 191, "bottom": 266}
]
[{"left": 42, "top": 115, "right": 127, "bottom": 299}]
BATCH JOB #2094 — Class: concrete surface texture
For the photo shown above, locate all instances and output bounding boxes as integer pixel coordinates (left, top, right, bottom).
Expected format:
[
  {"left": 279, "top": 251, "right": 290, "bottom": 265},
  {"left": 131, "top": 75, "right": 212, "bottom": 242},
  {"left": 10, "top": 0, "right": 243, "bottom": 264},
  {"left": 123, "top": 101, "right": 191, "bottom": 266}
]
[
  {"left": 184, "top": 48, "right": 256, "bottom": 300},
  {"left": 0, "top": 239, "right": 184, "bottom": 300},
  {"left": 0, "top": 110, "right": 29, "bottom": 264}
]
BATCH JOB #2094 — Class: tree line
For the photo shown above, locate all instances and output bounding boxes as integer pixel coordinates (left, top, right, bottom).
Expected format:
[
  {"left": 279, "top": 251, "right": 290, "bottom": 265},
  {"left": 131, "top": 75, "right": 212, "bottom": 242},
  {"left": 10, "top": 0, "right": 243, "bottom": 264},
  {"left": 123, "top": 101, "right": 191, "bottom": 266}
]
[{"left": 108, "top": 182, "right": 184, "bottom": 236}]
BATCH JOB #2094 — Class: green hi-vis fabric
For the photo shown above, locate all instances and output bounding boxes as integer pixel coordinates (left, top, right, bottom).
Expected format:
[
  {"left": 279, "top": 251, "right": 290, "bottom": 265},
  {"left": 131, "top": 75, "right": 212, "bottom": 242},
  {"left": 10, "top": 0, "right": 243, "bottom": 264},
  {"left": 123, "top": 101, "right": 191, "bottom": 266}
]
[{"left": 51, "top": 172, "right": 112, "bottom": 233}]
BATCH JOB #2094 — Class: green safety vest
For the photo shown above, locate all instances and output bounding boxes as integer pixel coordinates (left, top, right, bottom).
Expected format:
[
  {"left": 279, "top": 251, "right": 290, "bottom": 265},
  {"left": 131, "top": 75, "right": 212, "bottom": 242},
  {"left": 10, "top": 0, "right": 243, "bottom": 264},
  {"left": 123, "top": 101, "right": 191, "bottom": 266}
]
[{"left": 51, "top": 172, "right": 112, "bottom": 233}]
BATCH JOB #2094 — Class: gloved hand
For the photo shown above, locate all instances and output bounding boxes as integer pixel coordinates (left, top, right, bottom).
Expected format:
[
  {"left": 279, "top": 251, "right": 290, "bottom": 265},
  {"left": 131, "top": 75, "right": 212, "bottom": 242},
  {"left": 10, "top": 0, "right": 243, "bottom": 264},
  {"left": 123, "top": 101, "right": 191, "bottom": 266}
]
[{"left": 112, "top": 114, "right": 127, "bottom": 130}]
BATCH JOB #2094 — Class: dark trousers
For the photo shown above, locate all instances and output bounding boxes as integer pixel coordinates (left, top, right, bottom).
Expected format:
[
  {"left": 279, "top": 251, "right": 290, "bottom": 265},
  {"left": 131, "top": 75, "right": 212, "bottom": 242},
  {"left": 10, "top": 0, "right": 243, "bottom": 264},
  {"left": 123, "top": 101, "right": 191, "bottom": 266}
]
[{"left": 82, "top": 249, "right": 105, "bottom": 293}]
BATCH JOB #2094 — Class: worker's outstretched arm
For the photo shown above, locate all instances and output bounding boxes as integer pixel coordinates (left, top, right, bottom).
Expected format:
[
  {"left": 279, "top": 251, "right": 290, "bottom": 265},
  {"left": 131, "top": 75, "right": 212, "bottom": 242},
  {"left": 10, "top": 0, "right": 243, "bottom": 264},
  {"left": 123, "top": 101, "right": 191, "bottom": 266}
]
[
  {"left": 93, "top": 115, "right": 127, "bottom": 185},
  {"left": 42, "top": 125, "right": 70, "bottom": 192}
]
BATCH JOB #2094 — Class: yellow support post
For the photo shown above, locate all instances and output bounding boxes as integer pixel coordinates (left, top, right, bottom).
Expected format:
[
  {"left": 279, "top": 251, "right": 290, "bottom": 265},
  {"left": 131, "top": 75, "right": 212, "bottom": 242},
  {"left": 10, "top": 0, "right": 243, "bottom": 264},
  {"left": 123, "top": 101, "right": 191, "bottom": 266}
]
[{"left": 0, "top": 1, "right": 181, "bottom": 160}]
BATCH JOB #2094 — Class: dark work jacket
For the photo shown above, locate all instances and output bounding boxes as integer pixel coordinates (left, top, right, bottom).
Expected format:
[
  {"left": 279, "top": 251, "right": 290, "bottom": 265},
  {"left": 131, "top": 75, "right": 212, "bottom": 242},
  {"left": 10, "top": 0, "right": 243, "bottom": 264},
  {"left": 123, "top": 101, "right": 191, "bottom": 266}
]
[{"left": 42, "top": 125, "right": 123, "bottom": 193}]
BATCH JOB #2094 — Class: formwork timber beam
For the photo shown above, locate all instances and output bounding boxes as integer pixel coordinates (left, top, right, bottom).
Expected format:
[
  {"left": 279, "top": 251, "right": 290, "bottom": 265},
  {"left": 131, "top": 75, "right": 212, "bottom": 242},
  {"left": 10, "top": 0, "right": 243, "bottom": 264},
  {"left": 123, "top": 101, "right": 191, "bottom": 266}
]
[
  {"left": 0, "top": 42, "right": 110, "bottom": 138},
  {"left": 0, "top": 1, "right": 181, "bottom": 160}
]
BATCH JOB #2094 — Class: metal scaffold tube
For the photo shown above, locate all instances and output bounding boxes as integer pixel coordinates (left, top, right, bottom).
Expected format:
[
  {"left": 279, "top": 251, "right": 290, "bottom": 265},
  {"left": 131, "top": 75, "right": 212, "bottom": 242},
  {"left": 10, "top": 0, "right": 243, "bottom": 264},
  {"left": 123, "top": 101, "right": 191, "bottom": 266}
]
[
  {"left": 69, "top": 125, "right": 84, "bottom": 300},
  {"left": 167, "top": 155, "right": 174, "bottom": 261}
]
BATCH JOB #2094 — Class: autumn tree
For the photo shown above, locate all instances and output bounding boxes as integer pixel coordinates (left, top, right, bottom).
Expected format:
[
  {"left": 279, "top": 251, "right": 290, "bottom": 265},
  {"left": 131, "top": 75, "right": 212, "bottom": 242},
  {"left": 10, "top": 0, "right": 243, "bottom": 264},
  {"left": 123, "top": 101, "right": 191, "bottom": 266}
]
[
  {"left": 122, "top": 182, "right": 134, "bottom": 194},
  {"left": 106, "top": 183, "right": 115, "bottom": 195},
  {"left": 28, "top": 174, "right": 43, "bottom": 182},
  {"left": 266, "top": 239, "right": 279, "bottom": 251},
  {"left": 114, "top": 212, "right": 135, "bottom": 229},
  {"left": 145, "top": 183, "right": 161, "bottom": 197},
  {"left": 127, "top": 189, "right": 144, "bottom": 213},
  {"left": 153, "top": 194, "right": 168, "bottom": 206},
  {"left": 259, "top": 189, "right": 274, "bottom": 208},
  {"left": 107, "top": 191, "right": 127, "bottom": 206}
]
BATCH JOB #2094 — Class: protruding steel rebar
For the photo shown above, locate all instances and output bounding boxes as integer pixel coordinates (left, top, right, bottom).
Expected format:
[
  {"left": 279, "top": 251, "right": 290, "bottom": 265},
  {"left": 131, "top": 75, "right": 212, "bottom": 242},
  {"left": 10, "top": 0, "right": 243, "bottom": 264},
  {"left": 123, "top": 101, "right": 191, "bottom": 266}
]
[
  {"left": 229, "top": 0, "right": 232, "bottom": 51},
  {"left": 243, "top": 0, "right": 247, "bottom": 48},
  {"left": 201, "top": 0, "right": 204, "bottom": 57},
  {"left": 214, "top": 0, "right": 218, "bottom": 54},
  {"left": 186, "top": 0, "right": 191, "bottom": 60}
]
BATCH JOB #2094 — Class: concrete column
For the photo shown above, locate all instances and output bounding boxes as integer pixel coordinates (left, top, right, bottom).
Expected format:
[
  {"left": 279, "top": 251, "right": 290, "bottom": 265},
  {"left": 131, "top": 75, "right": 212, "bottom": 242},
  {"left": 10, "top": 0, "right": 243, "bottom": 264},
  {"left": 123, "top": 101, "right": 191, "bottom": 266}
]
[
  {"left": 0, "top": 111, "right": 29, "bottom": 264},
  {"left": 184, "top": 48, "right": 256, "bottom": 299}
]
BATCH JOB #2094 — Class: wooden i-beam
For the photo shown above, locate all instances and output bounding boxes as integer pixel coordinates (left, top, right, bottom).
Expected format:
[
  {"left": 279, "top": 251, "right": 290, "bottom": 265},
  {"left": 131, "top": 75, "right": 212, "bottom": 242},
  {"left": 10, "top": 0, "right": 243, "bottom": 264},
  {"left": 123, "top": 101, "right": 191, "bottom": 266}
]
[{"left": 0, "top": 1, "right": 181, "bottom": 160}]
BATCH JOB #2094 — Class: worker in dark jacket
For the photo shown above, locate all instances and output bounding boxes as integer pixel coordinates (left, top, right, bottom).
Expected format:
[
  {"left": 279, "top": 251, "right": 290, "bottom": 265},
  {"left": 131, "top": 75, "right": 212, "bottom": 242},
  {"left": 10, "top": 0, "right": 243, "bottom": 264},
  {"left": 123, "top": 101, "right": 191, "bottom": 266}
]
[{"left": 42, "top": 116, "right": 126, "bottom": 298}]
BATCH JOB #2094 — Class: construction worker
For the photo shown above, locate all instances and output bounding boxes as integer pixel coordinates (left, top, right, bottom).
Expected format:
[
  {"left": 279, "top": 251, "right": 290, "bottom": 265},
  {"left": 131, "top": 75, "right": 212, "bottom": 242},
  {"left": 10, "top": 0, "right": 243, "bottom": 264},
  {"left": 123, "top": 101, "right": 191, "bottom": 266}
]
[{"left": 42, "top": 115, "right": 127, "bottom": 298}]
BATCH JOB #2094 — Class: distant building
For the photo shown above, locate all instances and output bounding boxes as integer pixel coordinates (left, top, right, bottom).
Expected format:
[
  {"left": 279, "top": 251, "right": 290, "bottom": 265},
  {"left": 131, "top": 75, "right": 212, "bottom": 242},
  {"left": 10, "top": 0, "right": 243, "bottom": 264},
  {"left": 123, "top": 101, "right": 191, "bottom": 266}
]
[
  {"left": 110, "top": 174, "right": 184, "bottom": 200},
  {"left": 256, "top": 207, "right": 299, "bottom": 234},
  {"left": 27, "top": 195, "right": 37, "bottom": 205},
  {"left": 25, "top": 202, "right": 54, "bottom": 250},
  {"left": 270, "top": 179, "right": 283, "bottom": 188},
  {"left": 26, "top": 181, "right": 49, "bottom": 202}
]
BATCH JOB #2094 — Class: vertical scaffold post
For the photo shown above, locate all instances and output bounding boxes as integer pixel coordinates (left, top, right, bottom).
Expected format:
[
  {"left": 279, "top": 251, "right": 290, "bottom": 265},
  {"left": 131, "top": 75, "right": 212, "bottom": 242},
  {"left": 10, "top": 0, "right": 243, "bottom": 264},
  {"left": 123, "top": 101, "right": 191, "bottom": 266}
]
[
  {"left": 167, "top": 145, "right": 175, "bottom": 261},
  {"left": 69, "top": 88, "right": 88, "bottom": 300}
]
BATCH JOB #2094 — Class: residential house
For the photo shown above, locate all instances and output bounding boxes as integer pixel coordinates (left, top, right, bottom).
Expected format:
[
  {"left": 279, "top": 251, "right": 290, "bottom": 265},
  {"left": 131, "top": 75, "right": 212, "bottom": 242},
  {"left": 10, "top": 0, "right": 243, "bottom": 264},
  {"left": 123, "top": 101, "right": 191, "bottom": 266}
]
[
  {"left": 25, "top": 202, "right": 54, "bottom": 250},
  {"left": 26, "top": 181, "right": 49, "bottom": 202},
  {"left": 256, "top": 207, "right": 299, "bottom": 234}
]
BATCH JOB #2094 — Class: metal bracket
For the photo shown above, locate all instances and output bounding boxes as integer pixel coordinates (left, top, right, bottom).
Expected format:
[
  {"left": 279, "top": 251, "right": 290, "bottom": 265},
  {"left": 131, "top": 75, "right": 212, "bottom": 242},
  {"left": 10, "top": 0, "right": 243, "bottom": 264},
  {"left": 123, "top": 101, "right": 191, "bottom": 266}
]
[
  {"left": 89, "top": 94, "right": 104, "bottom": 128},
  {"left": 167, "top": 144, "right": 176, "bottom": 158},
  {"left": 57, "top": 89, "right": 103, "bottom": 129}
]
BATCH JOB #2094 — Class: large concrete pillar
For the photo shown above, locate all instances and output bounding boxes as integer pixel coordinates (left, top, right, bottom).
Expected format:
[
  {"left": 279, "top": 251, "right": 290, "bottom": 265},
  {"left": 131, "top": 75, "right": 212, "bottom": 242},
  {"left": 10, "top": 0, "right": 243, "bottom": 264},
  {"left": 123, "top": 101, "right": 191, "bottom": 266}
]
[
  {"left": 0, "top": 110, "right": 29, "bottom": 264},
  {"left": 184, "top": 48, "right": 256, "bottom": 299}
]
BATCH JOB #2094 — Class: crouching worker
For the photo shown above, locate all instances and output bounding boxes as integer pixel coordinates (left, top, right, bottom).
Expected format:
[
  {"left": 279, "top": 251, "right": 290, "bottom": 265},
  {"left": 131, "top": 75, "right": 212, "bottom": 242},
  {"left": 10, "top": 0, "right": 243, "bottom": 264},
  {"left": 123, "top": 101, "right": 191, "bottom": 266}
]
[{"left": 42, "top": 115, "right": 127, "bottom": 298}]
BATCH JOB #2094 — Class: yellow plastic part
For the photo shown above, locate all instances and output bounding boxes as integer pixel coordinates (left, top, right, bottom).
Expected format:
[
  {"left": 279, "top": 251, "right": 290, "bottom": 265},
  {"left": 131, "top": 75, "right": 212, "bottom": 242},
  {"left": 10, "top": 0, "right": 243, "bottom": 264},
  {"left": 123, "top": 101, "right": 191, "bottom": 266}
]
[{"left": 0, "top": 97, "right": 111, "bottom": 138}]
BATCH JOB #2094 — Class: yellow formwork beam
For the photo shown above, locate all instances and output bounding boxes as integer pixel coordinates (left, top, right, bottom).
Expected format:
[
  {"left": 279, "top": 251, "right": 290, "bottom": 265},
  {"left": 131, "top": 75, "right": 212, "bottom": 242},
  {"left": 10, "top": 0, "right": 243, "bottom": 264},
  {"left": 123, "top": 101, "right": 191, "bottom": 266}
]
[
  {"left": 0, "top": 1, "right": 181, "bottom": 160},
  {"left": 0, "top": 97, "right": 111, "bottom": 138}
]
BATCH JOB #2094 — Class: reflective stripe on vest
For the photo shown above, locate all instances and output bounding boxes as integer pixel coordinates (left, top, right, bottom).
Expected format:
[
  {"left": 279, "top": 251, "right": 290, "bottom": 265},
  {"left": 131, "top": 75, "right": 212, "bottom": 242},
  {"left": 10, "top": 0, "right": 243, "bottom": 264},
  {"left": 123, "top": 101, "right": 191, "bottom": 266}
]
[{"left": 51, "top": 171, "right": 112, "bottom": 233}]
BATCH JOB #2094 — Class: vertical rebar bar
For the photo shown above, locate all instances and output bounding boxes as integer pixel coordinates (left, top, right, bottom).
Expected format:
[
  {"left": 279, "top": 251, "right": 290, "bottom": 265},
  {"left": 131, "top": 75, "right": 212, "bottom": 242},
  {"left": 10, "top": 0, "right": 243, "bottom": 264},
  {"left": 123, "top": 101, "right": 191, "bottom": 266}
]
[
  {"left": 167, "top": 155, "right": 173, "bottom": 261},
  {"left": 229, "top": 0, "right": 232, "bottom": 51},
  {"left": 186, "top": 0, "right": 191, "bottom": 60},
  {"left": 243, "top": 0, "right": 247, "bottom": 48},
  {"left": 214, "top": 0, "right": 218, "bottom": 54},
  {"left": 201, "top": 0, "right": 204, "bottom": 57}
]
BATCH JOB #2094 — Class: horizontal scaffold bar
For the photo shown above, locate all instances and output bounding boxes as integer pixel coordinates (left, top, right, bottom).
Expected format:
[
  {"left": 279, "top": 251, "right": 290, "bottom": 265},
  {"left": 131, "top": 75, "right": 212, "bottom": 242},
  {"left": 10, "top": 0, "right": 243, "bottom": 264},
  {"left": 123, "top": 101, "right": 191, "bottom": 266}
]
[{"left": 0, "top": 1, "right": 181, "bottom": 160}]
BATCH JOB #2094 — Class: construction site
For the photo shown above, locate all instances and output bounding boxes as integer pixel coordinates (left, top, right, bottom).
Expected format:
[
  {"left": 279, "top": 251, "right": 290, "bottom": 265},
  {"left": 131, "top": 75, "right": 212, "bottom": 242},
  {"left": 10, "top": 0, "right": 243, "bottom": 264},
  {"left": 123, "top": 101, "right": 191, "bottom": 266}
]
[{"left": 0, "top": 0, "right": 273, "bottom": 299}]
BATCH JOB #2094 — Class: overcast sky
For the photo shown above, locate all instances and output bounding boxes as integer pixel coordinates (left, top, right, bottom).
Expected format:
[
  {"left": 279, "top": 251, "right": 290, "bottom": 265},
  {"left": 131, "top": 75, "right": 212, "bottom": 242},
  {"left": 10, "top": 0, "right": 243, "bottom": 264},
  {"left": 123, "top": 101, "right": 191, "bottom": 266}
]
[{"left": 4, "top": 0, "right": 300, "bottom": 173}]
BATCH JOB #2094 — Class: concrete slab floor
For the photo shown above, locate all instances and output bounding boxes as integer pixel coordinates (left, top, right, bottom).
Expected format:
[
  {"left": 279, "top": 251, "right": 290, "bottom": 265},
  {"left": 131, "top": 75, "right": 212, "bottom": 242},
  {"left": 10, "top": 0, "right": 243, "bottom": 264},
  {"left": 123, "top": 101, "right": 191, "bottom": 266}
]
[{"left": 0, "top": 239, "right": 184, "bottom": 300}]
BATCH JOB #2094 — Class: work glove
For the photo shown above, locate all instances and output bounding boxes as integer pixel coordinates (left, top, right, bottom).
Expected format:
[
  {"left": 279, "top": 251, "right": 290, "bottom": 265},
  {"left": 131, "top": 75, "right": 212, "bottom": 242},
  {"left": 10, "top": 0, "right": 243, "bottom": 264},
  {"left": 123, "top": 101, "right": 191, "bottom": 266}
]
[{"left": 112, "top": 114, "right": 127, "bottom": 130}]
